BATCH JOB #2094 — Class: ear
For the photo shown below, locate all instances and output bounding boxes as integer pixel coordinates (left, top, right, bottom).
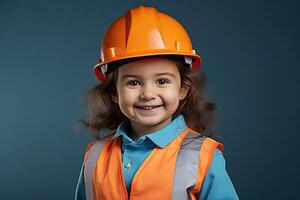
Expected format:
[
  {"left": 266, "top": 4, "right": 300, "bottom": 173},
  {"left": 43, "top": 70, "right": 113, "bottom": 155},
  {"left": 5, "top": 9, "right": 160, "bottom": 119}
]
[
  {"left": 112, "top": 95, "right": 119, "bottom": 104},
  {"left": 179, "top": 84, "right": 189, "bottom": 100}
]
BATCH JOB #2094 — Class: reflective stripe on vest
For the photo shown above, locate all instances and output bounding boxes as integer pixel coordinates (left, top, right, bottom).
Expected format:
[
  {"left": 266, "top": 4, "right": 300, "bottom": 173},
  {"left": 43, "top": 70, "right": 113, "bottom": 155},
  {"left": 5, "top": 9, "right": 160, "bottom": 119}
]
[
  {"left": 84, "top": 140, "right": 108, "bottom": 200},
  {"left": 83, "top": 127, "right": 223, "bottom": 200}
]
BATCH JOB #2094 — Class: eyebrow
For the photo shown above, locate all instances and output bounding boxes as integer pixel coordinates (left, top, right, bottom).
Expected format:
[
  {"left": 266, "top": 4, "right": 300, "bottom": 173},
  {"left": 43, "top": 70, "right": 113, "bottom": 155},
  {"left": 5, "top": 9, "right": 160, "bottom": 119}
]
[{"left": 121, "top": 72, "right": 176, "bottom": 80}]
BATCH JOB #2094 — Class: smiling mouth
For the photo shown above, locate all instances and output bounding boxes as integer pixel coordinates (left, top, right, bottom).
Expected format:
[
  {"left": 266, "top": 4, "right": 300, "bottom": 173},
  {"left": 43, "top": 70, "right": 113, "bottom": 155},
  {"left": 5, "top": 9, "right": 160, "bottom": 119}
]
[{"left": 135, "top": 105, "right": 162, "bottom": 110}]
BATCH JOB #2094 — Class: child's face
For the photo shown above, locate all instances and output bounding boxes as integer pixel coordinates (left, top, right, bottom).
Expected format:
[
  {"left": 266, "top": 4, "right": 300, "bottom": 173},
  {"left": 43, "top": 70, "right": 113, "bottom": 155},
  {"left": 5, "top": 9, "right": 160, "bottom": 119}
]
[{"left": 113, "top": 57, "right": 188, "bottom": 134}]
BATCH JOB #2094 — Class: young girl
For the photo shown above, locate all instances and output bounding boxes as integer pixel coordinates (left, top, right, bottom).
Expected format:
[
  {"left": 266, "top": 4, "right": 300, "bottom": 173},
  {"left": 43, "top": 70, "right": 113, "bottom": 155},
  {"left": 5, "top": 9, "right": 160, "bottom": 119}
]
[{"left": 75, "top": 6, "right": 239, "bottom": 200}]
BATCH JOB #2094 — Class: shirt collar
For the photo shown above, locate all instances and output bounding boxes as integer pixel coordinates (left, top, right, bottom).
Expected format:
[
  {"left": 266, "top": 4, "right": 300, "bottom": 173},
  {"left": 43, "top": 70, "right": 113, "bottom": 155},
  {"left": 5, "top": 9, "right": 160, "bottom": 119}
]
[{"left": 112, "top": 115, "right": 187, "bottom": 148}]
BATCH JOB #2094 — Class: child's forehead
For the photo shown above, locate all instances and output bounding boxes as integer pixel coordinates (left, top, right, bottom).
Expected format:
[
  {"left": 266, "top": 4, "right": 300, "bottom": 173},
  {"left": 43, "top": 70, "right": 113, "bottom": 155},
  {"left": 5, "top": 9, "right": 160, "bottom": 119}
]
[{"left": 118, "top": 57, "right": 178, "bottom": 74}]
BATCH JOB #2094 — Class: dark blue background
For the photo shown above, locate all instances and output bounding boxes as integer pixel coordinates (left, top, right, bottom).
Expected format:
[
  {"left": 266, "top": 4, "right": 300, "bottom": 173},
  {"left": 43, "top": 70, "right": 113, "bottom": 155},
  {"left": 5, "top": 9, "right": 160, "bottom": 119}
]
[{"left": 1, "top": 0, "right": 299, "bottom": 199}]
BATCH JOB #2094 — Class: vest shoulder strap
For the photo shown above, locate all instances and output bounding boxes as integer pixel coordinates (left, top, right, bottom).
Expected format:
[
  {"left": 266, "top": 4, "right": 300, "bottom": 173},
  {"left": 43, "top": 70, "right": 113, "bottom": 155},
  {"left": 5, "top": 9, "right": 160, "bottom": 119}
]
[
  {"left": 172, "top": 130, "right": 205, "bottom": 200},
  {"left": 172, "top": 130, "right": 223, "bottom": 200},
  {"left": 189, "top": 134, "right": 224, "bottom": 199},
  {"left": 84, "top": 139, "right": 110, "bottom": 200}
]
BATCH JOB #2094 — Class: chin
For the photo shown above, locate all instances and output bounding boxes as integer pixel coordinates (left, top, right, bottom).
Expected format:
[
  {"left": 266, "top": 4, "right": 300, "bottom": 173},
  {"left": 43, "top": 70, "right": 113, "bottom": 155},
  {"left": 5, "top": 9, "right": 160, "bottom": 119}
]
[{"left": 136, "top": 118, "right": 163, "bottom": 126}]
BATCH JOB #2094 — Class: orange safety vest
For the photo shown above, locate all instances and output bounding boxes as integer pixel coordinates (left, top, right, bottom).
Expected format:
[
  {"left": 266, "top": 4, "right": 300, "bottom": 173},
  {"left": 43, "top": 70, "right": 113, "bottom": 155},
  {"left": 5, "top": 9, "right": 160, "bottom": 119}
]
[{"left": 83, "top": 127, "right": 224, "bottom": 200}]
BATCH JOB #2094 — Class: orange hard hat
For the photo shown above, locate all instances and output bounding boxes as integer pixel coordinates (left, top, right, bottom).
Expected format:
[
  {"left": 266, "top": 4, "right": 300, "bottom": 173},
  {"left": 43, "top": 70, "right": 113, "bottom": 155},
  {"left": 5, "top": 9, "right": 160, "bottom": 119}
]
[{"left": 94, "top": 6, "right": 202, "bottom": 82}]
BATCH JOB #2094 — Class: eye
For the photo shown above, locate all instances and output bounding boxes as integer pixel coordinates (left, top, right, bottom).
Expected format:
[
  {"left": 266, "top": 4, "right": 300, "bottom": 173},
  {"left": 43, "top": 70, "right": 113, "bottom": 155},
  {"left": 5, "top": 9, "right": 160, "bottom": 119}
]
[
  {"left": 127, "top": 80, "right": 140, "bottom": 86},
  {"left": 156, "top": 78, "right": 170, "bottom": 85}
]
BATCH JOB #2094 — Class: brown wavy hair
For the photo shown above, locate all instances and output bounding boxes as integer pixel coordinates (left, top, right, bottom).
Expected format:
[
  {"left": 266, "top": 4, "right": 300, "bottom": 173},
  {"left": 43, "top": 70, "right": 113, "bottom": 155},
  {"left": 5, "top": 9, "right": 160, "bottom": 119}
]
[{"left": 77, "top": 55, "right": 219, "bottom": 140}]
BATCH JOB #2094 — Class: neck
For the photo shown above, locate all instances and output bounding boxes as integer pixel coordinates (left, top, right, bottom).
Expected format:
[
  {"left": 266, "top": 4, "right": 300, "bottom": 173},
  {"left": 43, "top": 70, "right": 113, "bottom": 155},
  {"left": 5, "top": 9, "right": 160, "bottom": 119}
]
[{"left": 128, "top": 117, "right": 172, "bottom": 141}]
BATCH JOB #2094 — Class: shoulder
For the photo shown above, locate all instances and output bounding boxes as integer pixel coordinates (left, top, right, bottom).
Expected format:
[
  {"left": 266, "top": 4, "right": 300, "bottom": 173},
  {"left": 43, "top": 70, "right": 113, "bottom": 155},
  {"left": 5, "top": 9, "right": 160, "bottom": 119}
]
[
  {"left": 83, "top": 141, "right": 97, "bottom": 166},
  {"left": 85, "top": 141, "right": 97, "bottom": 152},
  {"left": 211, "top": 148, "right": 225, "bottom": 167},
  {"left": 214, "top": 148, "right": 223, "bottom": 156},
  {"left": 206, "top": 148, "right": 228, "bottom": 180},
  {"left": 200, "top": 147, "right": 239, "bottom": 199},
  {"left": 185, "top": 130, "right": 223, "bottom": 150},
  {"left": 85, "top": 135, "right": 114, "bottom": 152},
  {"left": 207, "top": 138, "right": 226, "bottom": 170},
  {"left": 83, "top": 138, "right": 110, "bottom": 165}
]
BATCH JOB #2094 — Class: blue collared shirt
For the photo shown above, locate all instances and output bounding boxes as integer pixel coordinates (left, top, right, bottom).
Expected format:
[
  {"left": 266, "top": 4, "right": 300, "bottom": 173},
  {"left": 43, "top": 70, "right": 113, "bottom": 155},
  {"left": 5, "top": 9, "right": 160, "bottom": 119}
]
[{"left": 75, "top": 115, "right": 239, "bottom": 199}]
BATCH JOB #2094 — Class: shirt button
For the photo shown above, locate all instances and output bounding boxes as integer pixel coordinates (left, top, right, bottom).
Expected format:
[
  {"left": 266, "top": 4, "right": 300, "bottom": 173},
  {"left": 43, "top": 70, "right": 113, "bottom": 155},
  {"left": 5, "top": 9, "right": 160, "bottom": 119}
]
[{"left": 124, "top": 162, "right": 132, "bottom": 169}]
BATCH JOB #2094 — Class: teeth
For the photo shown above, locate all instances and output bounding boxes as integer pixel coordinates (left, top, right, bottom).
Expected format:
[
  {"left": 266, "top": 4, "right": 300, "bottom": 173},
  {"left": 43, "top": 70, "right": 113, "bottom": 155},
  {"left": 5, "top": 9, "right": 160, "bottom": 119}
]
[
  {"left": 138, "top": 106, "right": 159, "bottom": 110},
  {"left": 142, "top": 106, "right": 155, "bottom": 110}
]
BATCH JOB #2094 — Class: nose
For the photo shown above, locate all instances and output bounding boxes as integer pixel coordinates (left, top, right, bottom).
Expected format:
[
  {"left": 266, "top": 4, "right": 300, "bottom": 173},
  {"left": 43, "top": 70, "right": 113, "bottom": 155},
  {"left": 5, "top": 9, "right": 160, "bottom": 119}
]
[{"left": 140, "top": 84, "right": 156, "bottom": 100}]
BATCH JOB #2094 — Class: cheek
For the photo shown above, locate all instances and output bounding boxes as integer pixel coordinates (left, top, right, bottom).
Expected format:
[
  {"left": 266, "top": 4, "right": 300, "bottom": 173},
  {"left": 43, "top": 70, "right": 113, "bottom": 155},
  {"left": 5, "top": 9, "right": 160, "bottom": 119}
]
[
  {"left": 118, "top": 88, "right": 137, "bottom": 105},
  {"left": 162, "top": 89, "right": 180, "bottom": 104}
]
